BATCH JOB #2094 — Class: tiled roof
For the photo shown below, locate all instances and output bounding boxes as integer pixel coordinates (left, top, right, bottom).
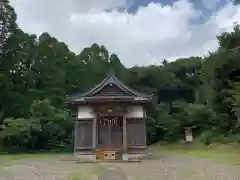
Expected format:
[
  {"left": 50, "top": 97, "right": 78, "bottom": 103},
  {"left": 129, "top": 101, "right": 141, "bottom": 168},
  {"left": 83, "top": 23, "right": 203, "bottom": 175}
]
[{"left": 66, "top": 72, "right": 152, "bottom": 103}]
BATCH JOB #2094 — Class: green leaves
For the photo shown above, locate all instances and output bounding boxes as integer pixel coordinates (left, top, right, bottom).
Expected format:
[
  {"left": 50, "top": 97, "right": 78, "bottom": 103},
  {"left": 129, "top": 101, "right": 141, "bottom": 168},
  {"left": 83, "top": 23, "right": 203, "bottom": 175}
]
[
  {"left": 0, "top": 99, "right": 73, "bottom": 151},
  {"left": 0, "top": 0, "right": 17, "bottom": 49},
  {"left": 233, "top": 0, "right": 240, "bottom": 5},
  {"left": 0, "top": 0, "right": 240, "bottom": 151}
]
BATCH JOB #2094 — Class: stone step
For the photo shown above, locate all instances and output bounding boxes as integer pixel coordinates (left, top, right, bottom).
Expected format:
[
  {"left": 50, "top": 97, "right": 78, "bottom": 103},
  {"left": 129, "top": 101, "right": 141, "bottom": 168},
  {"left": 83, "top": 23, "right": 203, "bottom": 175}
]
[{"left": 75, "top": 159, "right": 142, "bottom": 163}]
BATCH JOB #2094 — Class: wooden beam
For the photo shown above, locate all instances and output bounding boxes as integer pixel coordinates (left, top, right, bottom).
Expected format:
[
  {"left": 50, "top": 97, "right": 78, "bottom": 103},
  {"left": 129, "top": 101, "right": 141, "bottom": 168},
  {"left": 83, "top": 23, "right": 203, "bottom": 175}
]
[
  {"left": 144, "top": 113, "right": 147, "bottom": 147},
  {"left": 92, "top": 115, "right": 97, "bottom": 150},
  {"left": 127, "top": 145, "right": 146, "bottom": 149},
  {"left": 123, "top": 115, "right": 127, "bottom": 152},
  {"left": 74, "top": 120, "right": 78, "bottom": 153},
  {"left": 75, "top": 147, "right": 93, "bottom": 150}
]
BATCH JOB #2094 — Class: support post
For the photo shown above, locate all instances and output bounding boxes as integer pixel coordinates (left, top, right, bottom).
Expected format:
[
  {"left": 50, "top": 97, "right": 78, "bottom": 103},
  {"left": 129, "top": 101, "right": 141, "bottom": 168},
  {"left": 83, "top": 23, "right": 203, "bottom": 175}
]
[
  {"left": 123, "top": 115, "right": 127, "bottom": 152},
  {"left": 144, "top": 117, "right": 147, "bottom": 147},
  {"left": 74, "top": 120, "right": 78, "bottom": 154},
  {"left": 92, "top": 115, "right": 97, "bottom": 150}
]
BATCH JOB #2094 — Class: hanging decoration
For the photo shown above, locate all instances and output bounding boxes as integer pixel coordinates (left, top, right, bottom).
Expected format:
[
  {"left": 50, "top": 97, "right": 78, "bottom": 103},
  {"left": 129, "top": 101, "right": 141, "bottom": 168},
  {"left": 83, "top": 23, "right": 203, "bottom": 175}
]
[{"left": 100, "top": 116, "right": 118, "bottom": 127}]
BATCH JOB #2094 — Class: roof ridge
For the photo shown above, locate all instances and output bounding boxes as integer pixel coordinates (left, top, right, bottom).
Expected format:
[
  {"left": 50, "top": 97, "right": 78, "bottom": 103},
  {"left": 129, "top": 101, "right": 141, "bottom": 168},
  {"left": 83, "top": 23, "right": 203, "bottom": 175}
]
[
  {"left": 66, "top": 75, "right": 109, "bottom": 100},
  {"left": 66, "top": 72, "right": 153, "bottom": 100},
  {"left": 111, "top": 75, "right": 152, "bottom": 98}
]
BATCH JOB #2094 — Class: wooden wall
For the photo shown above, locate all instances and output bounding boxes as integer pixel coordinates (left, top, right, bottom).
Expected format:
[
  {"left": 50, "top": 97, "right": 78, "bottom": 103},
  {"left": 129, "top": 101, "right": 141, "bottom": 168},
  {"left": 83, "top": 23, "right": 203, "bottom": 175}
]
[
  {"left": 126, "top": 118, "right": 146, "bottom": 148},
  {"left": 91, "top": 84, "right": 130, "bottom": 96},
  {"left": 75, "top": 104, "right": 147, "bottom": 153},
  {"left": 75, "top": 120, "right": 93, "bottom": 149}
]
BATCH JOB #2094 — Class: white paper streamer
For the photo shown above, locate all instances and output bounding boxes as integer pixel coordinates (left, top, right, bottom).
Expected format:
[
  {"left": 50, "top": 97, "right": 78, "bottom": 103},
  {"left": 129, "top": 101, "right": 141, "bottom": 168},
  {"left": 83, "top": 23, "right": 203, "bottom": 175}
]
[{"left": 99, "top": 116, "right": 118, "bottom": 127}]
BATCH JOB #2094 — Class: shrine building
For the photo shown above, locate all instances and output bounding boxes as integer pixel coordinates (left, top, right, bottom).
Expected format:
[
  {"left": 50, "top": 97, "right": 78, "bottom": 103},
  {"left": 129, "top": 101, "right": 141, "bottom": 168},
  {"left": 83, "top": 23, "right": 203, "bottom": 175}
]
[{"left": 66, "top": 73, "right": 153, "bottom": 161}]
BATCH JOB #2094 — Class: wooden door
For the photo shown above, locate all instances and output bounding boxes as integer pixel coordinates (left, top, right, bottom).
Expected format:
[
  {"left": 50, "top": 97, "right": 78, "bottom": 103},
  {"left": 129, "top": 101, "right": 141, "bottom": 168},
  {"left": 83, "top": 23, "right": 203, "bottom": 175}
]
[{"left": 97, "top": 116, "right": 123, "bottom": 149}]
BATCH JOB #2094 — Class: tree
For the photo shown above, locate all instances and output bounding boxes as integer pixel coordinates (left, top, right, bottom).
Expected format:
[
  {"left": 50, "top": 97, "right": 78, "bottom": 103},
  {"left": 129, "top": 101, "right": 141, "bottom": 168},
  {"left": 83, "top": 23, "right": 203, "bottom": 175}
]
[
  {"left": 0, "top": 0, "right": 17, "bottom": 50},
  {"left": 1, "top": 2, "right": 240, "bottom": 151},
  {"left": 162, "top": 59, "right": 168, "bottom": 66},
  {"left": 233, "top": 0, "right": 240, "bottom": 5}
]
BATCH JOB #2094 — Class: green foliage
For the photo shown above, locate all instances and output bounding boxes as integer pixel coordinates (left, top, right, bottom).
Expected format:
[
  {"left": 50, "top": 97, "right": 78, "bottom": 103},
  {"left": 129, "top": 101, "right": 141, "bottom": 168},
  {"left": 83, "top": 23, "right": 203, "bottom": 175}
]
[
  {"left": 0, "top": 100, "right": 73, "bottom": 152},
  {"left": 0, "top": 2, "right": 240, "bottom": 152},
  {"left": 151, "top": 102, "right": 218, "bottom": 143},
  {"left": 233, "top": 0, "right": 240, "bottom": 5},
  {"left": 0, "top": 0, "right": 17, "bottom": 49},
  {"left": 199, "top": 131, "right": 217, "bottom": 145}
]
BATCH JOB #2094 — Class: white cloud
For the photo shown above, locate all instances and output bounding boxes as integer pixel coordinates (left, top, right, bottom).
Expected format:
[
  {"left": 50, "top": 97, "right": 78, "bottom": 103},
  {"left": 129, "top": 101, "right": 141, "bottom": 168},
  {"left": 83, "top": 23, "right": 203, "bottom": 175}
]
[
  {"left": 202, "top": 0, "right": 221, "bottom": 10},
  {"left": 10, "top": 0, "right": 240, "bottom": 67}
]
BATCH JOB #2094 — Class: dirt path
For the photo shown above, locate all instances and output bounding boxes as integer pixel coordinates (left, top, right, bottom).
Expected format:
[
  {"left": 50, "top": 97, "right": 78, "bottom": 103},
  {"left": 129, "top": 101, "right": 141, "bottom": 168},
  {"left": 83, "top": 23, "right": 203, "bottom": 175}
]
[
  {"left": 0, "top": 155, "right": 240, "bottom": 180},
  {"left": 98, "top": 164, "right": 128, "bottom": 180}
]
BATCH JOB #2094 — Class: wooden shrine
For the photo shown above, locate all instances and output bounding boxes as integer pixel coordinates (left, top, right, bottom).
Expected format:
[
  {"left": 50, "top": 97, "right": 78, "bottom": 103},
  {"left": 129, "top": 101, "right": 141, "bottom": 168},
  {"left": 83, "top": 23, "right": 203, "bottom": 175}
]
[{"left": 66, "top": 73, "right": 152, "bottom": 160}]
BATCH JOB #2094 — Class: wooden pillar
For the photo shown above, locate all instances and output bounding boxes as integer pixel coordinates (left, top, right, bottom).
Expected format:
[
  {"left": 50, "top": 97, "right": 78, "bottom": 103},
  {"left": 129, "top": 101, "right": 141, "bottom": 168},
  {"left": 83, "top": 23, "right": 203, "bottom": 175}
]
[
  {"left": 144, "top": 112, "right": 147, "bottom": 147},
  {"left": 92, "top": 115, "right": 97, "bottom": 150},
  {"left": 123, "top": 115, "right": 127, "bottom": 152},
  {"left": 74, "top": 120, "right": 78, "bottom": 154},
  {"left": 143, "top": 118, "right": 147, "bottom": 147}
]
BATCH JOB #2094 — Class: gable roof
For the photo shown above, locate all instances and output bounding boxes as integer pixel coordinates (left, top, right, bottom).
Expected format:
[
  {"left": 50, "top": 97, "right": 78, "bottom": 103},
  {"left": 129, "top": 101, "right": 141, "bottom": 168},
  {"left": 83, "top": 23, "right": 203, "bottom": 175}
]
[{"left": 66, "top": 72, "right": 152, "bottom": 103}]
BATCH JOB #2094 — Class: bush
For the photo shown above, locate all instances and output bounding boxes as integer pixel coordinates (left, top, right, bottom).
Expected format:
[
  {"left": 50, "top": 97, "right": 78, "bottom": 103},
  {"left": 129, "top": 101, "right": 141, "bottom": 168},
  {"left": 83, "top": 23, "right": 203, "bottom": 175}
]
[
  {"left": 0, "top": 99, "right": 74, "bottom": 152},
  {"left": 199, "top": 131, "right": 217, "bottom": 145}
]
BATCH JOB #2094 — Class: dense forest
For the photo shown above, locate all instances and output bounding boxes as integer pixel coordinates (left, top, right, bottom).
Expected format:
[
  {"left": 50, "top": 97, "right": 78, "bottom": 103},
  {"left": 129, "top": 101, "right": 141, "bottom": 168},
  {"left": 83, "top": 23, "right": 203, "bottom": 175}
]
[{"left": 0, "top": 1, "right": 240, "bottom": 152}]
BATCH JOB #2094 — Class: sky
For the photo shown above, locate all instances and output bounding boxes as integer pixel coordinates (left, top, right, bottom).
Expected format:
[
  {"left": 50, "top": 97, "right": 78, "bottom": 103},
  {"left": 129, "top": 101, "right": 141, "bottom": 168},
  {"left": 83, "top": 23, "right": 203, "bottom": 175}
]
[{"left": 10, "top": 0, "right": 240, "bottom": 67}]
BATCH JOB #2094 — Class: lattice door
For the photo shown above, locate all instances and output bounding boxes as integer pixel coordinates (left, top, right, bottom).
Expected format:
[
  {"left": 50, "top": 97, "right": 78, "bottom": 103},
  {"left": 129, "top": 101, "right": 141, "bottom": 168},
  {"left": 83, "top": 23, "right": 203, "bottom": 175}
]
[{"left": 97, "top": 116, "right": 123, "bottom": 149}]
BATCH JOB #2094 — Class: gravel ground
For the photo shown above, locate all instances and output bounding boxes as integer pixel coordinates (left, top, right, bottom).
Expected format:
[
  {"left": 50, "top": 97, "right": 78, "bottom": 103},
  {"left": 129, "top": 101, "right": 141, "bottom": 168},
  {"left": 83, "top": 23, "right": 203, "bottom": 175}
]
[
  {"left": 0, "top": 155, "right": 240, "bottom": 180},
  {"left": 116, "top": 156, "right": 240, "bottom": 180},
  {"left": 0, "top": 158, "right": 100, "bottom": 180},
  {"left": 98, "top": 164, "right": 128, "bottom": 180}
]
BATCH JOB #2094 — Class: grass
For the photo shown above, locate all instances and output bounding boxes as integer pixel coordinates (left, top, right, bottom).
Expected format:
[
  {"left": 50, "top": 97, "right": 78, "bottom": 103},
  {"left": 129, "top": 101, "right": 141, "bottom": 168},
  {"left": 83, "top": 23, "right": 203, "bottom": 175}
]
[
  {"left": 0, "top": 153, "right": 69, "bottom": 165},
  {"left": 150, "top": 142, "right": 240, "bottom": 165}
]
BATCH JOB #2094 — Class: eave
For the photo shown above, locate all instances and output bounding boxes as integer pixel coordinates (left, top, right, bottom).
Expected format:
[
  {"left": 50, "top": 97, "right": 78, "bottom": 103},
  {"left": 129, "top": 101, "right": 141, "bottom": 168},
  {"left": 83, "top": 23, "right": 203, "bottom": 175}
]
[
  {"left": 66, "top": 96, "right": 152, "bottom": 105},
  {"left": 66, "top": 72, "right": 153, "bottom": 104}
]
